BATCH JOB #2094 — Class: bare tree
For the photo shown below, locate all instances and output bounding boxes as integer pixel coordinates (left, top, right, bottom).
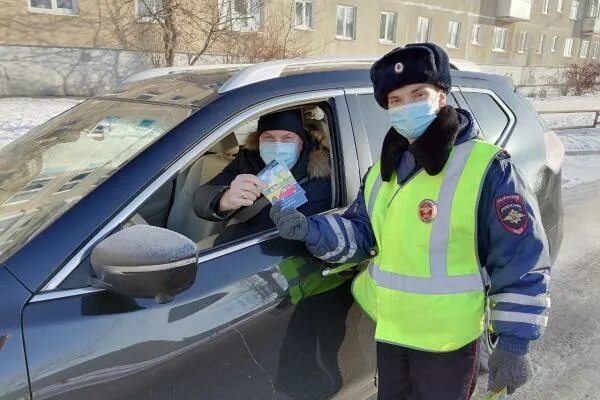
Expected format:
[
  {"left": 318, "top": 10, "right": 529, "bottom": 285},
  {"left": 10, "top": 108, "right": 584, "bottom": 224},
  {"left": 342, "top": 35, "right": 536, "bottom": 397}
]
[
  {"left": 106, "top": 0, "right": 262, "bottom": 67},
  {"left": 220, "top": 0, "right": 320, "bottom": 63}
]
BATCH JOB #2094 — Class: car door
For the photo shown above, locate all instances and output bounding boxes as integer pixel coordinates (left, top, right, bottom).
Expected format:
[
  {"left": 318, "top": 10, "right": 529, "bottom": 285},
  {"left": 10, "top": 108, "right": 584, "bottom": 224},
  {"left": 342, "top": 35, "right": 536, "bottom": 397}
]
[{"left": 20, "top": 91, "right": 377, "bottom": 400}]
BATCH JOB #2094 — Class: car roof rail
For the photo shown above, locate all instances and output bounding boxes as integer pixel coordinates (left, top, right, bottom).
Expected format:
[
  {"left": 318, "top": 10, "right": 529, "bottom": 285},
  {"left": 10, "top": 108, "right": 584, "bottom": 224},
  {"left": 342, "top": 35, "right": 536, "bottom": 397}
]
[
  {"left": 218, "top": 57, "right": 378, "bottom": 93},
  {"left": 121, "top": 64, "right": 252, "bottom": 84}
]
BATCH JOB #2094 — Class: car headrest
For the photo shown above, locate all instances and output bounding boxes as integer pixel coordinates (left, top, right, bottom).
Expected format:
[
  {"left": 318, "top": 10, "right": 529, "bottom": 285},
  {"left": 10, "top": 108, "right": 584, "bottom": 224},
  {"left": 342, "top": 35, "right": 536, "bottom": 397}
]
[{"left": 208, "top": 133, "right": 238, "bottom": 155}]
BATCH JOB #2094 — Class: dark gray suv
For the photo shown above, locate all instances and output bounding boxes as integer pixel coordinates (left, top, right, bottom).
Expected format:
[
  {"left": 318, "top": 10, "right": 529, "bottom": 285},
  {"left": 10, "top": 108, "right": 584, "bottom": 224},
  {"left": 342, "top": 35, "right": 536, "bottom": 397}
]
[{"left": 0, "top": 59, "right": 563, "bottom": 400}]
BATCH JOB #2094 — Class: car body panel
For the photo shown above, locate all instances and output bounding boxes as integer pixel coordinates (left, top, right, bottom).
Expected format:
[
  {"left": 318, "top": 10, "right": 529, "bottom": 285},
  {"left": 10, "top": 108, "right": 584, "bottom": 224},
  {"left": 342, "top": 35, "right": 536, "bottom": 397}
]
[{"left": 0, "top": 267, "right": 32, "bottom": 400}]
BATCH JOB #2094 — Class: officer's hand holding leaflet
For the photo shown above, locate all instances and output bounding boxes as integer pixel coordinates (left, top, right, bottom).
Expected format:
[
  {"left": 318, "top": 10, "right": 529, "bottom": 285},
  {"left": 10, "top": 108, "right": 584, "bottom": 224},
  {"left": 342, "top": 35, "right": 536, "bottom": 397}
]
[{"left": 270, "top": 203, "right": 308, "bottom": 241}]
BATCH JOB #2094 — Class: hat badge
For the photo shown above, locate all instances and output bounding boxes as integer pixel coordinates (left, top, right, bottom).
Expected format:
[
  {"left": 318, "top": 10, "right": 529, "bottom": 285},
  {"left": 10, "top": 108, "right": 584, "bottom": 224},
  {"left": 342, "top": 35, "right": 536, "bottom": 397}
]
[{"left": 394, "top": 62, "right": 404, "bottom": 74}]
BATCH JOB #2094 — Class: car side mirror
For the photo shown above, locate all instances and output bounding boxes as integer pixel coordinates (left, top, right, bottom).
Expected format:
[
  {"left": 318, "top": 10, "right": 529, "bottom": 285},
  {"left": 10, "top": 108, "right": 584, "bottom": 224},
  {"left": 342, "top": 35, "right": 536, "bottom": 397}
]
[{"left": 90, "top": 225, "right": 199, "bottom": 304}]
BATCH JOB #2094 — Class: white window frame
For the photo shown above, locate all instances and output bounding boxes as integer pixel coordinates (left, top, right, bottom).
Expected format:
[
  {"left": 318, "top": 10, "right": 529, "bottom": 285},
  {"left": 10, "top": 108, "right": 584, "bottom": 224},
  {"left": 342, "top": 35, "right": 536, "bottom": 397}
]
[
  {"left": 587, "top": 0, "right": 599, "bottom": 17},
  {"left": 220, "top": 0, "right": 262, "bottom": 32},
  {"left": 564, "top": 37, "right": 574, "bottom": 57},
  {"left": 518, "top": 31, "right": 528, "bottom": 53},
  {"left": 580, "top": 40, "right": 590, "bottom": 58},
  {"left": 135, "top": 0, "right": 164, "bottom": 21},
  {"left": 542, "top": 0, "right": 550, "bottom": 14},
  {"left": 336, "top": 5, "right": 356, "bottom": 40},
  {"left": 492, "top": 27, "right": 508, "bottom": 52},
  {"left": 593, "top": 42, "right": 600, "bottom": 59},
  {"left": 28, "top": 0, "right": 78, "bottom": 15},
  {"left": 557, "top": 0, "right": 564, "bottom": 12},
  {"left": 417, "top": 16, "right": 431, "bottom": 42},
  {"left": 447, "top": 21, "right": 461, "bottom": 48},
  {"left": 295, "top": 0, "right": 314, "bottom": 30},
  {"left": 570, "top": 0, "right": 580, "bottom": 20},
  {"left": 471, "top": 24, "right": 481, "bottom": 45},
  {"left": 537, "top": 34, "right": 546, "bottom": 54},
  {"left": 379, "top": 12, "right": 397, "bottom": 44},
  {"left": 551, "top": 35, "right": 559, "bottom": 52}
]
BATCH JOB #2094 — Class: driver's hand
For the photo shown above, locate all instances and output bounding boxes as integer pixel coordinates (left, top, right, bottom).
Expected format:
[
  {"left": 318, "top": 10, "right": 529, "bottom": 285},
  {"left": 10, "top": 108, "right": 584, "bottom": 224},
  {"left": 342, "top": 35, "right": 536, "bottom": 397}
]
[{"left": 219, "top": 174, "right": 267, "bottom": 212}]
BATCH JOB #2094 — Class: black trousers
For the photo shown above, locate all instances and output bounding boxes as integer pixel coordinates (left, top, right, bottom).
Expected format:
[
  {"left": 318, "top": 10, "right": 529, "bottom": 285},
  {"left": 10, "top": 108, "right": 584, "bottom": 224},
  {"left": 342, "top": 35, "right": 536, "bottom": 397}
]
[{"left": 376, "top": 340, "right": 479, "bottom": 400}]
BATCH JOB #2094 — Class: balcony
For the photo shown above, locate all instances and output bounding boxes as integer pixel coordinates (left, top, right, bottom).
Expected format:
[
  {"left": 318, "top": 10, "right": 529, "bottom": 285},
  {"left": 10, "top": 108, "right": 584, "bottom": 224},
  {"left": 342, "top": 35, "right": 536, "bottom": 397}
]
[
  {"left": 581, "top": 17, "right": 600, "bottom": 36},
  {"left": 496, "top": 0, "right": 532, "bottom": 22}
]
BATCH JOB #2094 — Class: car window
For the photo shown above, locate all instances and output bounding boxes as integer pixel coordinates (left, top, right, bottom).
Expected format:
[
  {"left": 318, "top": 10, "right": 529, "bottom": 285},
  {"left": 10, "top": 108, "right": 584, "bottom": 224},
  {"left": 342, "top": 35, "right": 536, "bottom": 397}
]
[
  {"left": 0, "top": 100, "right": 191, "bottom": 264},
  {"left": 356, "top": 94, "right": 458, "bottom": 161},
  {"left": 125, "top": 103, "right": 335, "bottom": 253},
  {"left": 460, "top": 91, "right": 510, "bottom": 144}
]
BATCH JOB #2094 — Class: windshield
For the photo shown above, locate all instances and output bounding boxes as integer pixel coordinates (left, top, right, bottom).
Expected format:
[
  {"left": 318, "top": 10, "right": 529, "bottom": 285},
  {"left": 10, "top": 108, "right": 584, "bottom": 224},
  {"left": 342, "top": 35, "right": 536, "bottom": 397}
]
[{"left": 0, "top": 100, "right": 192, "bottom": 263}]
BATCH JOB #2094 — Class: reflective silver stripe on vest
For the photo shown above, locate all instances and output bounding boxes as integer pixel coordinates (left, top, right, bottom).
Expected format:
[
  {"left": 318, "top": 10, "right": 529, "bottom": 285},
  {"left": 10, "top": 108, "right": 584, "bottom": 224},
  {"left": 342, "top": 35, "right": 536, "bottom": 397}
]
[
  {"left": 491, "top": 310, "right": 548, "bottom": 327},
  {"left": 490, "top": 293, "right": 551, "bottom": 308},
  {"left": 317, "top": 215, "right": 347, "bottom": 261},
  {"left": 367, "top": 174, "right": 383, "bottom": 219},
  {"left": 337, "top": 218, "right": 358, "bottom": 263},
  {"left": 369, "top": 263, "right": 484, "bottom": 295},
  {"left": 429, "top": 140, "right": 476, "bottom": 278}
]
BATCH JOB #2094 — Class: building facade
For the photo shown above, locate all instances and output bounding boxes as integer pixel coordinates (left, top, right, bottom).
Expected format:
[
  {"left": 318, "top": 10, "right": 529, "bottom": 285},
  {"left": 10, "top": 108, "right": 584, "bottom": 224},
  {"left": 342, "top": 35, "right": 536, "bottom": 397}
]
[{"left": 0, "top": 0, "right": 599, "bottom": 96}]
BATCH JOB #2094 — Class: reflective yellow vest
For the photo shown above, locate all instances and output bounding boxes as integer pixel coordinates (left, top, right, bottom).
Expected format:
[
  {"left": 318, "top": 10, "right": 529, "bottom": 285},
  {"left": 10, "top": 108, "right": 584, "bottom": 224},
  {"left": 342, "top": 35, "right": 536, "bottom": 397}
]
[{"left": 351, "top": 140, "right": 501, "bottom": 352}]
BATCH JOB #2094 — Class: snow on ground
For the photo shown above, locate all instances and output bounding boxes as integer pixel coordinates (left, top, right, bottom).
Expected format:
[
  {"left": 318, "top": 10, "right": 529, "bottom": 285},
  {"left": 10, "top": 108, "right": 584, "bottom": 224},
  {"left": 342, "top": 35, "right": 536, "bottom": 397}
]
[
  {"left": 0, "top": 96, "right": 598, "bottom": 189},
  {"left": 0, "top": 97, "right": 81, "bottom": 148},
  {"left": 530, "top": 92, "right": 600, "bottom": 113}
]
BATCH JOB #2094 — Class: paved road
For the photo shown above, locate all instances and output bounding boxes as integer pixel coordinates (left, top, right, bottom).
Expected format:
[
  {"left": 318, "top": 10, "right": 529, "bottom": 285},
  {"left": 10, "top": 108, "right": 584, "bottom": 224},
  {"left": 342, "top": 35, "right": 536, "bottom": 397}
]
[{"left": 473, "top": 182, "right": 600, "bottom": 399}]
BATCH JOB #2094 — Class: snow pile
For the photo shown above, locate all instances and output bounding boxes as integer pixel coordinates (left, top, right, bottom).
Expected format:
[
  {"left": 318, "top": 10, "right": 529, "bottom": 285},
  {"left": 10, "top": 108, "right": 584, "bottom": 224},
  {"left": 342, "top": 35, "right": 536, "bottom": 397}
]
[{"left": 0, "top": 97, "right": 81, "bottom": 148}]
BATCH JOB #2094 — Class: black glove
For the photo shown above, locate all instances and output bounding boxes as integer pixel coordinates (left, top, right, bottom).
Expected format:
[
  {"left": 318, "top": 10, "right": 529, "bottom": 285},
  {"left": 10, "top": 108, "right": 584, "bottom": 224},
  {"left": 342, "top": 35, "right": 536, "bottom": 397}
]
[
  {"left": 269, "top": 203, "right": 308, "bottom": 241},
  {"left": 488, "top": 347, "right": 533, "bottom": 394}
]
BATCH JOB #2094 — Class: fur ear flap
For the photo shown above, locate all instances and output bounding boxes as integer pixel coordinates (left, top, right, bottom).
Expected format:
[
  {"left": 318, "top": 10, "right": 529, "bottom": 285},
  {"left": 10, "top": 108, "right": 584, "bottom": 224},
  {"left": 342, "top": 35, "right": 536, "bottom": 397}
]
[
  {"left": 380, "top": 127, "right": 409, "bottom": 182},
  {"left": 244, "top": 132, "right": 260, "bottom": 151}
]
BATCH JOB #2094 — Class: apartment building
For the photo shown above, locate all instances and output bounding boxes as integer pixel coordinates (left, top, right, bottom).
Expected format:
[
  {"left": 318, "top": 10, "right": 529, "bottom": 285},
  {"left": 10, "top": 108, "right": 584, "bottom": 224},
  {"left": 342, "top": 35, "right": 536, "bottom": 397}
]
[{"left": 1, "top": 0, "right": 599, "bottom": 96}]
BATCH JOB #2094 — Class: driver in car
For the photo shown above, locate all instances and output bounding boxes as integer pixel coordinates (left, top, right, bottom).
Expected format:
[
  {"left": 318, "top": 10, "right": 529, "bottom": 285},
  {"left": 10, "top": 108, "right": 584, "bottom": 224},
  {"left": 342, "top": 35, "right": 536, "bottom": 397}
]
[{"left": 193, "top": 109, "right": 332, "bottom": 244}]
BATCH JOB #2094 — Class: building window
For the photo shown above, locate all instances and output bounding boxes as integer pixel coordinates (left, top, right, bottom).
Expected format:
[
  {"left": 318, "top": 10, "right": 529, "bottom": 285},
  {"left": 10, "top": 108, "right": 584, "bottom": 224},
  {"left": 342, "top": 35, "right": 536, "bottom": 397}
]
[
  {"left": 557, "top": 0, "right": 564, "bottom": 12},
  {"left": 136, "top": 0, "right": 163, "bottom": 18},
  {"left": 336, "top": 5, "right": 356, "bottom": 40},
  {"left": 570, "top": 0, "right": 580, "bottom": 19},
  {"left": 580, "top": 40, "right": 590, "bottom": 58},
  {"left": 593, "top": 42, "right": 600, "bottom": 59},
  {"left": 551, "top": 35, "right": 559, "bottom": 52},
  {"left": 537, "top": 34, "right": 546, "bottom": 54},
  {"left": 564, "top": 37, "right": 574, "bottom": 57},
  {"left": 29, "top": 0, "right": 77, "bottom": 14},
  {"left": 379, "top": 12, "right": 397, "bottom": 43},
  {"left": 295, "top": 0, "right": 313, "bottom": 29},
  {"left": 492, "top": 27, "right": 508, "bottom": 51},
  {"left": 518, "top": 31, "right": 528, "bottom": 52},
  {"left": 220, "top": 0, "right": 262, "bottom": 32},
  {"left": 471, "top": 24, "right": 481, "bottom": 45},
  {"left": 542, "top": 0, "right": 550, "bottom": 14},
  {"left": 587, "top": 0, "right": 599, "bottom": 17},
  {"left": 417, "top": 16, "right": 431, "bottom": 42},
  {"left": 447, "top": 21, "right": 461, "bottom": 48}
]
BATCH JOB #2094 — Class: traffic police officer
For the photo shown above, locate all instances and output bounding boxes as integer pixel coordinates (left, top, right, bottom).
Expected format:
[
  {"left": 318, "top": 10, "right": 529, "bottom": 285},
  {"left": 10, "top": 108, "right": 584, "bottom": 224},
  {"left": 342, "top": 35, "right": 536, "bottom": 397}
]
[{"left": 270, "top": 43, "right": 551, "bottom": 399}]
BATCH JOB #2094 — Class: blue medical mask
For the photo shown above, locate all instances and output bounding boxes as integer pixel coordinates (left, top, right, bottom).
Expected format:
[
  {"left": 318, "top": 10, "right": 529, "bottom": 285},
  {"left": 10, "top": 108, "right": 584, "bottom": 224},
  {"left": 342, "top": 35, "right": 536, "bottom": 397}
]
[
  {"left": 388, "top": 100, "right": 439, "bottom": 141},
  {"left": 259, "top": 141, "right": 300, "bottom": 169}
]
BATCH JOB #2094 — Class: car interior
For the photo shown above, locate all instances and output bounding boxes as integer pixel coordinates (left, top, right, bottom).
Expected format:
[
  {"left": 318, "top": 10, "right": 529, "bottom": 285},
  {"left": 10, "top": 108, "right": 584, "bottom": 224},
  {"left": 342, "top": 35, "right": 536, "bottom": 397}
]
[{"left": 123, "top": 103, "right": 336, "bottom": 252}]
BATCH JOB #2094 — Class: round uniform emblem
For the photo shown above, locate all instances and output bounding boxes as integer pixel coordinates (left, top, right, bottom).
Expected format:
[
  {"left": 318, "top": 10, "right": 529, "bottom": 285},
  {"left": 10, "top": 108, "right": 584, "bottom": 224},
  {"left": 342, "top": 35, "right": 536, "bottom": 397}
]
[
  {"left": 418, "top": 199, "right": 438, "bottom": 223},
  {"left": 394, "top": 62, "right": 404, "bottom": 74}
]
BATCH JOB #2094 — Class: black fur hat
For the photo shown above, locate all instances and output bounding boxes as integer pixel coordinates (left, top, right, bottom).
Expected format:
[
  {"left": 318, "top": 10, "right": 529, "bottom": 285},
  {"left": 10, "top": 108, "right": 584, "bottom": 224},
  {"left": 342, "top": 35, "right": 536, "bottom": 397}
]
[{"left": 370, "top": 43, "right": 452, "bottom": 109}]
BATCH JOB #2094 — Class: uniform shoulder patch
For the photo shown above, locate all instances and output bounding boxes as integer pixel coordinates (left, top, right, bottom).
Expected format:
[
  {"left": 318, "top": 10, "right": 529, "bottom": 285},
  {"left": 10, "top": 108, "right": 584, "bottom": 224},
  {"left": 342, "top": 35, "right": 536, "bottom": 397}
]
[
  {"left": 495, "top": 193, "right": 528, "bottom": 235},
  {"left": 495, "top": 150, "right": 511, "bottom": 161}
]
